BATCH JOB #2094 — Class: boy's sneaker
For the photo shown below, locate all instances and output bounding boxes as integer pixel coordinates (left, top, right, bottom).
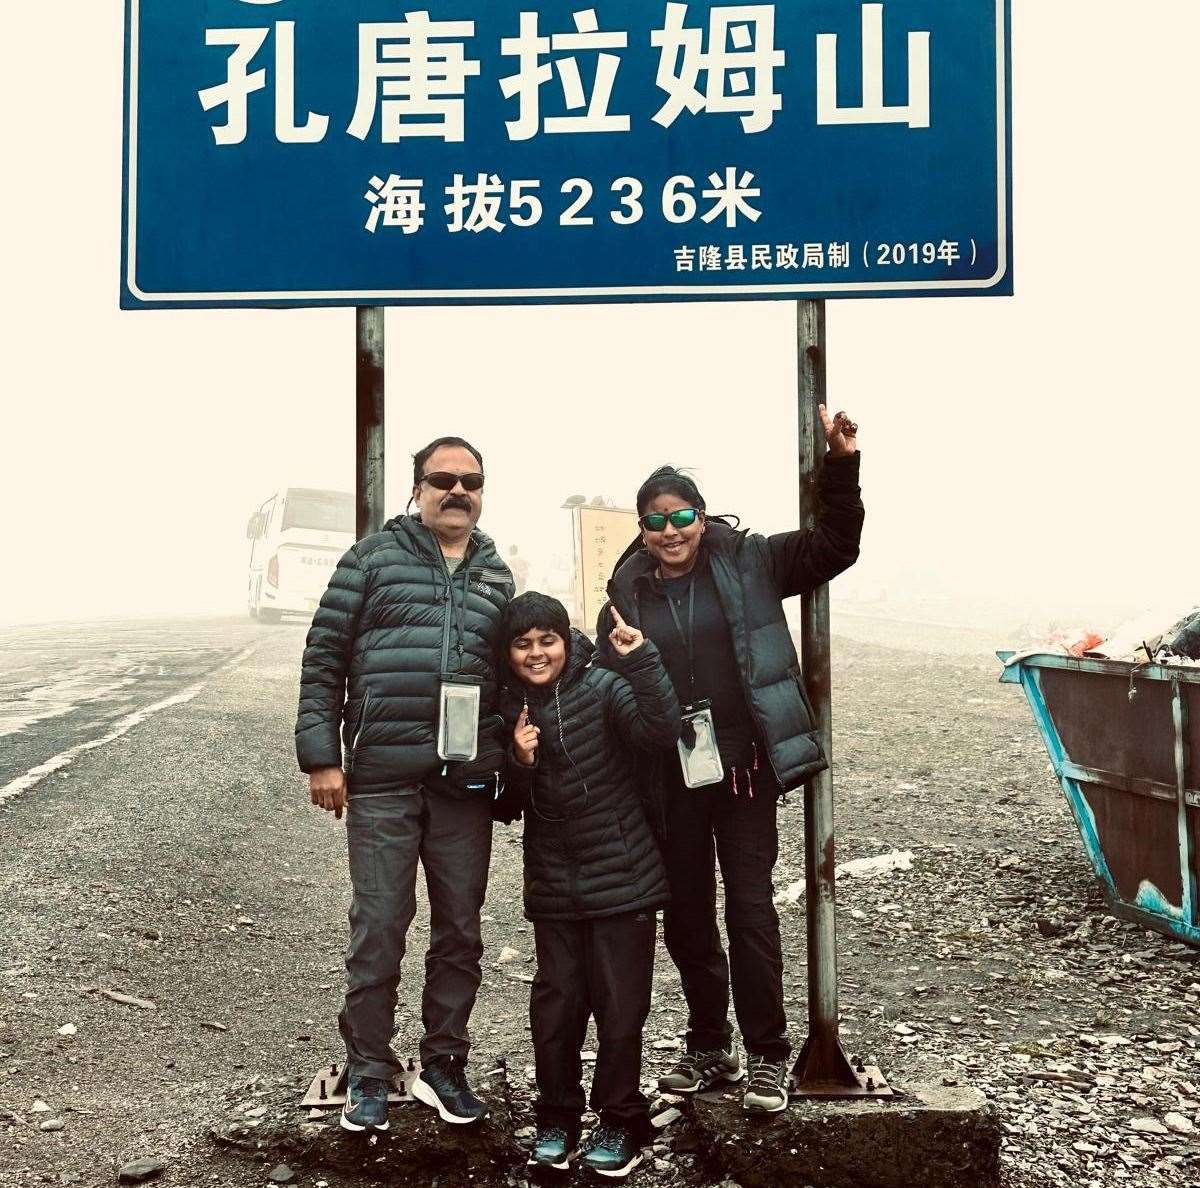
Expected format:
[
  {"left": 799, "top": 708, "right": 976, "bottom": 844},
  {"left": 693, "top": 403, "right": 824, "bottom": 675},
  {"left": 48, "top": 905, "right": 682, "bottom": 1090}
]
[
  {"left": 339, "top": 1074, "right": 390, "bottom": 1132},
  {"left": 742, "top": 1056, "right": 789, "bottom": 1114},
  {"left": 580, "top": 1124, "right": 643, "bottom": 1179},
  {"left": 527, "top": 1125, "right": 578, "bottom": 1171},
  {"left": 657, "top": 1044, "right": 744, "bottom": 1094},
  {"left": 411, "top": 1055, "right": 489, "bottom": 1124}
]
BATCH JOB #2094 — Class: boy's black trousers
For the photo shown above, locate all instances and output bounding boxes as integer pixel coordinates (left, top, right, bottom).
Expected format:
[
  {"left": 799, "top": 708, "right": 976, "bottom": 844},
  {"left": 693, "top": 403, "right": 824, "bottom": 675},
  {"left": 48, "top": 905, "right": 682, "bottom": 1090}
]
[{"left": 531, "top": 909, "right": 657, "bottom": 1142}]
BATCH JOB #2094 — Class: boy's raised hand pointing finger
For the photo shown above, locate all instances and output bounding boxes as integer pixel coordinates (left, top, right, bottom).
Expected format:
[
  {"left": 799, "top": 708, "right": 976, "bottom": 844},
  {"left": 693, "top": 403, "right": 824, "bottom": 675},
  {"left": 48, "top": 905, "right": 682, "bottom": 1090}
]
[{"left": 514, "top": 704, "right": 540, "bottom": 766}]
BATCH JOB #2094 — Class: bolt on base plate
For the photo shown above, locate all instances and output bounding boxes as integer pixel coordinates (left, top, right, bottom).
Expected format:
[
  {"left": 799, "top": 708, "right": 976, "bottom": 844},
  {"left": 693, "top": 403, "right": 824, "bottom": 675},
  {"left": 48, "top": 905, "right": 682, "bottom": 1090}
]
[
  {"left": 791, "top": 1035, "right": 894, "bottom": 1100},
  {"left": 300, "top": 1058, "right": 423, "bottom": 1107},
  {"left": 789, "top": 1063, "right": 893, "bottom": 1100}
]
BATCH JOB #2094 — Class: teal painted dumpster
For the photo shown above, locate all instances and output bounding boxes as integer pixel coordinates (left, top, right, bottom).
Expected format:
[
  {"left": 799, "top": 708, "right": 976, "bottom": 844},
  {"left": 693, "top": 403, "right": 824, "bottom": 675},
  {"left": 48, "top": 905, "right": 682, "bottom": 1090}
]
[{"left": 999, "top": 652, "right": 1199, "bottom": 947}]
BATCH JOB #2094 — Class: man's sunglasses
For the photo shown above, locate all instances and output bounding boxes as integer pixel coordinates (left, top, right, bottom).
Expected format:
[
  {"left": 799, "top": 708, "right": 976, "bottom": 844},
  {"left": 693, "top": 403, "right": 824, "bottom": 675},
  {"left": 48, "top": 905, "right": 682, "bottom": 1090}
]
[
  {"left": 420, "top": 471, "right": 485, "bottom": 492},
  {"left": 639, "top": 508, "right": 701, "bottom": 532}
]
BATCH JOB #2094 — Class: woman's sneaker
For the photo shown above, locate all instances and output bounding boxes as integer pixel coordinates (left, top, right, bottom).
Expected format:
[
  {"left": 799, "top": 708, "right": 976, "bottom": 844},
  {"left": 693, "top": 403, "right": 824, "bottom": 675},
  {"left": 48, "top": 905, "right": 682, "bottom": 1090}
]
[
  {"left": 411, "top": 1055, "right": 490, "bottom": 1124},
  {"left": 580, "top": 1124, "right": 643, "bottom": 1179},
  {"left": 339, "top": 1074, "right": 390, "bottom": 1132},
  {"left": 657, "top": 1045, "right": 744, "bottom": 1094},
  {"left": 742, "top": 1056, "right": 789, "bottom": 1114},
  {"left": 527, "top": 1125, "right": 578, "bottom": 1171}
]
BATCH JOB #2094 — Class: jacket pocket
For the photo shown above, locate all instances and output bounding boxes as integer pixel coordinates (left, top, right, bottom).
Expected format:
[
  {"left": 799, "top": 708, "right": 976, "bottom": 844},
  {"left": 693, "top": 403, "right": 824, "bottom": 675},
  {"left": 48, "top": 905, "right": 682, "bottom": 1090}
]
[
  {"left": 613, "top": 810, "right": 635, "bottom": 859},
  {"left": 347, "top": 690, "right": 373, "bottom": 774},
  {"left": 787, "top": 664, "right": 818, "bottom": 729}
]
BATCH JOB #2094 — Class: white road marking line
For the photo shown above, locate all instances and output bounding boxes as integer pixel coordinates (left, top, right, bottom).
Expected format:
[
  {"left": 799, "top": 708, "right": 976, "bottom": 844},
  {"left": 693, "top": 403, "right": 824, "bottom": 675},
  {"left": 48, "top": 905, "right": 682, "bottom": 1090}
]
[{"left": 0, "top": 645, "right": 257, "bottom": 805}]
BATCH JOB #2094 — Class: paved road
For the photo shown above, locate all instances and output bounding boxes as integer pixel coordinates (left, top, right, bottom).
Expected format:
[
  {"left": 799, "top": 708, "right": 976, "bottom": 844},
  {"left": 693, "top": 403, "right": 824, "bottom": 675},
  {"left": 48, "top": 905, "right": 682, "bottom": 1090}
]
[{"left": 0, "top": 618, "right": 268, "bottom": 804}]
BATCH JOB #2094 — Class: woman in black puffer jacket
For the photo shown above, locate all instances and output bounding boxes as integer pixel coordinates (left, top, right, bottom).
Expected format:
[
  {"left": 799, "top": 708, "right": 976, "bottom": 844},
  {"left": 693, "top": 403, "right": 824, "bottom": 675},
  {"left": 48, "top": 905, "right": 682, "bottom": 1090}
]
[
  {"left": 494, "top": 593, "right": 679, "bottom": 1176},
  {"left": 595, "top": 407, "right": 864, "bottom": 1116}
]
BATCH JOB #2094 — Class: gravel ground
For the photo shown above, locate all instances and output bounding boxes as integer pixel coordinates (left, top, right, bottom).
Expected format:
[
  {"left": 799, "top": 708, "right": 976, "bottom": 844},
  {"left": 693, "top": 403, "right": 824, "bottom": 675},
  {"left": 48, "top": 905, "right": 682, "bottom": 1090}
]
[{"left": 0, "top": 619, "right": 1196, "bottom": 1187}]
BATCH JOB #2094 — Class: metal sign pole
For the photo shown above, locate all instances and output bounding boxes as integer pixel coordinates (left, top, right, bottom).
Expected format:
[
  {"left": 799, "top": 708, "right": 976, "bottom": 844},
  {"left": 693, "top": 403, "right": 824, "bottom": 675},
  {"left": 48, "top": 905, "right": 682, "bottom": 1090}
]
[
  {"left": 356, "top": 307, "right": 385, "bottom": 538},
  {"left": 791, "top": 299, "right": 890, "bottom": 1097}
]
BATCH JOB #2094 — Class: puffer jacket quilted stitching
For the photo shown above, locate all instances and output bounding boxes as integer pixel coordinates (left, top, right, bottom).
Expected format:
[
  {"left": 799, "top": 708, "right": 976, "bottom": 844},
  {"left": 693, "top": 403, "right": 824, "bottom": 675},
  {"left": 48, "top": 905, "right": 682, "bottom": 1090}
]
[
  {"left": 295, "top": 514, "right": 514, "bottom": 791},
  {"left": 499, "top": 631, "right": 680, "bottom": 920},
  {"left": 596, "top": 453, "right": 864, "bottom": 792}
]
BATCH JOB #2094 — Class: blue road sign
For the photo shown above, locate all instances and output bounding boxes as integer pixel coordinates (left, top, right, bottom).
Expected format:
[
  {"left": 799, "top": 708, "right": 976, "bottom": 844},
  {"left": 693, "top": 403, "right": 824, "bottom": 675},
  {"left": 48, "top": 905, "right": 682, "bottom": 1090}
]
[{"left": 122, "top": 1, "right": 1011, "bottom": 308}]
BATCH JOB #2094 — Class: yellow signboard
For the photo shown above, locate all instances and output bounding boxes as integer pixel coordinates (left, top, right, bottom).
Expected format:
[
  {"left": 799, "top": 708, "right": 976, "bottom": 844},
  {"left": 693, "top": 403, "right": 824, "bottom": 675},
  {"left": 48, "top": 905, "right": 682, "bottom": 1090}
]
[{"left": 573, "top": 505, "right": 640, "bottom": 634}]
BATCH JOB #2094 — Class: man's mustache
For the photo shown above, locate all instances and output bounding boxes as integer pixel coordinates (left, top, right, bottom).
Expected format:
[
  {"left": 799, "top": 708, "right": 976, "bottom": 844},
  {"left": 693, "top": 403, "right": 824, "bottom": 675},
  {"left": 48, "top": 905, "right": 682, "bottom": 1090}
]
[{"left": 441, "top": 495, "right": 473, "bottom": 511}]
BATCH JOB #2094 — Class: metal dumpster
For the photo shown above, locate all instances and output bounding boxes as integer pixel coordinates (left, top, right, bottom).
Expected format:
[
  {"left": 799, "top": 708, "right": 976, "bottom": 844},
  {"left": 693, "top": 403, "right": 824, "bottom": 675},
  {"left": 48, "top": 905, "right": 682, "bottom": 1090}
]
[{"left": 998, "top": 652, "right": 1199, "bottom": 947}]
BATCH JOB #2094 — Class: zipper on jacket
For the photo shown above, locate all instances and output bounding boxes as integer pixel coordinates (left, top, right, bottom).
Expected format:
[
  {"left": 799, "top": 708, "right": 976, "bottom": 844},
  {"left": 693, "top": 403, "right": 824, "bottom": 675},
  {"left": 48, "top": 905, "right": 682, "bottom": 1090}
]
[
  {"left": 439, "top": 543, "right": 477, "bottom": 672},
  {"left": 554, "top": 682, "right": 590, "bottom": 812},
  {"left": 396, "top": 522, "right": 461, "bottom": 676},
  {"left": 348, "top": 690, "right": 372, "bottom": 773},
  {"left": 705, "top": 549, "right": 788, "bottom": 788},
  {"left": 456, "top": 562, "right": 472, "bottom": 660},
  {"left": 423, "top": 530, "right": 473, "bottom": 674},
  {"left": 551, "top": 683, "right": 584, "bottom": 914}
]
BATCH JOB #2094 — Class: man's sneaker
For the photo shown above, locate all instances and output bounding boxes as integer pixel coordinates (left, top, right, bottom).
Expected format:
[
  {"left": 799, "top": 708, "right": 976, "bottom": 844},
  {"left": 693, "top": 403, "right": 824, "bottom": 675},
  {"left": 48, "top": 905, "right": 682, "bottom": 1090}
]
[
  {"left": 411, "top": 1055, "right": 489, "bottom": 1124},
  {"left": 339, "top": 1073, "right": 390, "bottom": 1132},
  {"left": 742, "top": 1056, "right": 789, "bottom": 1114},
  {"left": 580, "top": 1124, "right": 643, "bottom": 1179},
  {"left": 527, "top": 1125, "right": 578, "bottom": 1171},
  {"left": 657, "top": 1045, "right": 744, "bottom": 1094}
]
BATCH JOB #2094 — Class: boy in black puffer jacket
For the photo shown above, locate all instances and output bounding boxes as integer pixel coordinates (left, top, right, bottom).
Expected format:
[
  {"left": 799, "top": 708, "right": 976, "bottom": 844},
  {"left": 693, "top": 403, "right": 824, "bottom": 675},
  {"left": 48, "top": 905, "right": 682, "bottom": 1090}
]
[{"left": 495, "top": 592, "right": 680, "bottom": 1180}]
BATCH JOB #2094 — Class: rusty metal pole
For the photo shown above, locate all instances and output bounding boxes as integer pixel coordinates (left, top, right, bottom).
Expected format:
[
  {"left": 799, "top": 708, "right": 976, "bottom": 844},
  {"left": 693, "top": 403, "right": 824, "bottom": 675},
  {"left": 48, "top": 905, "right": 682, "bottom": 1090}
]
[
  {"left": 791, "top": 299, "right": 888, "bottom": 1097},
  {"left": 356, "top": 307, "right": 385, "bottom": 538}
]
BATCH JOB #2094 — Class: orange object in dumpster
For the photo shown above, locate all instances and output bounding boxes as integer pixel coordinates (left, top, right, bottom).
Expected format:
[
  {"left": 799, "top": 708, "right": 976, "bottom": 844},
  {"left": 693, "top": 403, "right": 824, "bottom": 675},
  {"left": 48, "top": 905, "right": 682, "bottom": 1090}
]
[{"left": 1047, "top": 628, "right": 1106, "bottom": 658}]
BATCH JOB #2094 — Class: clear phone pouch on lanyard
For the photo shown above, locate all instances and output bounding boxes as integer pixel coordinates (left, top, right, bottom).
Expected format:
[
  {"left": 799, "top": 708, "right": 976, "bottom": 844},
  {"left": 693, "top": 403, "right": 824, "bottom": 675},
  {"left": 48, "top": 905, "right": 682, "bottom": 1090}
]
[
  {"left": 677, "top": 699, "right": 724, "bottom": 788},
  {"left": 437, "top": 674, "right": 482, "bottom": 761}
]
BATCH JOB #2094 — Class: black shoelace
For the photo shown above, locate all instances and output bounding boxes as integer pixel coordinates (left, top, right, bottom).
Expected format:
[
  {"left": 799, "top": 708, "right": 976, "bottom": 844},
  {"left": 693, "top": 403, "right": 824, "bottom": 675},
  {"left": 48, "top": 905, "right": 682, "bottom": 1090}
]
[
  {"left": 589, "top": 1123, "right": 626, "bottom": 1150},
  {"left": 747, "top": 1058, "right": 785, "bottom": 1091}
]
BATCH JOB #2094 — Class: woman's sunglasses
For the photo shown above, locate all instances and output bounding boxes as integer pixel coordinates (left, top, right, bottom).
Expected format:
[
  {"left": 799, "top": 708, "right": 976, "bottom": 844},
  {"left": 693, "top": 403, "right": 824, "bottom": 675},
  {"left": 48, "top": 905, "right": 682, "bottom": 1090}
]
[
  {"left": 420, "top": 471, "right": 485, "bottom": 492},
  {"left": 639, "top": 508, "right": 701, "bottom": 532}
]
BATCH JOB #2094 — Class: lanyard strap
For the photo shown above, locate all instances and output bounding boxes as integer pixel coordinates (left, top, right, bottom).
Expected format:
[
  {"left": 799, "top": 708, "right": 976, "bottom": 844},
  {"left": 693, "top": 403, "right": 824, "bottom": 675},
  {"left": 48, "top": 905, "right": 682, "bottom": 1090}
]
[{"left": 664, "top": 576, "right": 697, "bottom": 701}]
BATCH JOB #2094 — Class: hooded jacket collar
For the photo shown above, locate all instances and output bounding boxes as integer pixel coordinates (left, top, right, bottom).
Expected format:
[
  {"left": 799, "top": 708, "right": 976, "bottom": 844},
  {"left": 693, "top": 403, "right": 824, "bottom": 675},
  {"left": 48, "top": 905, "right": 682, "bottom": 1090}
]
[{"left": 383, "top": 513, "right": 502, "bottom": 567}]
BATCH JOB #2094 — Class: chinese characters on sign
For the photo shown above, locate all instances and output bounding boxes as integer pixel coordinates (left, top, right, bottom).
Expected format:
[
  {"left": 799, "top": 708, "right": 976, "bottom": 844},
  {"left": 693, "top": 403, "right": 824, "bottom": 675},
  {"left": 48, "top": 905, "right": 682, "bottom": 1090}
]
[
  {"left": 574, "top": 505, "right": 640, "bottom": 631},
  {"left": 198, "top": 3, "right": 805, "bottom": 146},
  {"left": 362, "top": 169, "right": 761, "bottom": 234},
  {"left": 123, "top": 1, "right": 1011, "bottom": 306}
]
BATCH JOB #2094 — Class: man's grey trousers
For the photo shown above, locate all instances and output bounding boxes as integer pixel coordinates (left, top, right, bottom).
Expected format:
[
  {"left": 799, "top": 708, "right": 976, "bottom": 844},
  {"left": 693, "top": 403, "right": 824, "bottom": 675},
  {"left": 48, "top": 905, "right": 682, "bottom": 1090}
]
[{"left": 338, "top": 786, "right": 493, "bottom": 1080}]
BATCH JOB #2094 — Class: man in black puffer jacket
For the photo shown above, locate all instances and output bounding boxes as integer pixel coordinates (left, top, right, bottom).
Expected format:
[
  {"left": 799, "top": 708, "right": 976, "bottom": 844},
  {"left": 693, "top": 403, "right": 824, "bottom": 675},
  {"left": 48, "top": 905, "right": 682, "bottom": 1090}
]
[
  {"left": 296, "top": 436, "right": 514, "bottom": 1133},
  {"left": 495, "top": 593, "right": 680, "bottom": 1180}
]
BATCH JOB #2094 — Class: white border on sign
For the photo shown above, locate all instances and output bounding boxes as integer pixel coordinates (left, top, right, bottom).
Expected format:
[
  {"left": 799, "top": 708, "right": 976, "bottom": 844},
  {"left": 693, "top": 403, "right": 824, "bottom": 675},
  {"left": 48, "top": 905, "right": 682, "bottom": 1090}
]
[{"left": 125, "top": 1, "right": 1008, "bottom": 303}]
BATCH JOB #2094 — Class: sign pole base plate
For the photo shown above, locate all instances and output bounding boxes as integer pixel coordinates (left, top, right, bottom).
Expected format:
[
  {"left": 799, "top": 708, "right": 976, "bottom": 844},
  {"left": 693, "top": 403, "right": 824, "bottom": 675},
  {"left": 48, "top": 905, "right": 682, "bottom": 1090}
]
[
  {"left": 790, "top": 1035, "right": 893, "bottom": 1100},
  {"left": 300, "top": 1058, "right": 423, "bottom": 1108}
]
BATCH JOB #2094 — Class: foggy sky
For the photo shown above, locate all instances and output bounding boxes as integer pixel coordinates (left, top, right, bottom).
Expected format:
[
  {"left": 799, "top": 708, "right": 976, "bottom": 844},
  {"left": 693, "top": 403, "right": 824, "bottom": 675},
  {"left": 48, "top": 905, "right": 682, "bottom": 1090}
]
[{"left": 2, "top": 4, "right": 1196, "bottom": 630}]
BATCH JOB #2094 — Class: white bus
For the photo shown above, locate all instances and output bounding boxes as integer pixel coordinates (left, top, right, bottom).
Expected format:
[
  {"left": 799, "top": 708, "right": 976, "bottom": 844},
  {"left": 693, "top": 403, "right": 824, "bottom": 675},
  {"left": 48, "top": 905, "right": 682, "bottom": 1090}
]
[{"left": 246, "top": 488, "right": 355, "bottom": 622}]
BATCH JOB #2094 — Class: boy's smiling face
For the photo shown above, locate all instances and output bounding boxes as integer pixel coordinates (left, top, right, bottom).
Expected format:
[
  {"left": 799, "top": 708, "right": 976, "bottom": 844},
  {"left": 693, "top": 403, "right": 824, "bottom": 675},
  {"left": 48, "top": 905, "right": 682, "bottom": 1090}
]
[{"left": 508, "top": 627, "right": 568, "bottom": 688}]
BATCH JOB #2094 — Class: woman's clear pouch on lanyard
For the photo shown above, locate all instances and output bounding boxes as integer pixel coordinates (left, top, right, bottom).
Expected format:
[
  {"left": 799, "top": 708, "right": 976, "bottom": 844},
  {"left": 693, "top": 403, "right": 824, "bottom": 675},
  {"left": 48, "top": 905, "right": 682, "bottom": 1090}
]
[
  {"left": 677, "top": 699, "right": 724, "bottom": 788},
  {"left": 437, "top": 673, "right": 482, "bottom": 762}
]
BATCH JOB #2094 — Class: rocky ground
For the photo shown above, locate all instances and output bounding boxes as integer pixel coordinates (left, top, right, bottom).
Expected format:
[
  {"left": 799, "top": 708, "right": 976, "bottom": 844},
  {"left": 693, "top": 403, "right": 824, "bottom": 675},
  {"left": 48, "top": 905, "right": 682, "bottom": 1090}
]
[{"left": 0, "top": 617, "right": 1196, "bottom": 1187}]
